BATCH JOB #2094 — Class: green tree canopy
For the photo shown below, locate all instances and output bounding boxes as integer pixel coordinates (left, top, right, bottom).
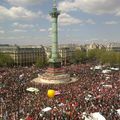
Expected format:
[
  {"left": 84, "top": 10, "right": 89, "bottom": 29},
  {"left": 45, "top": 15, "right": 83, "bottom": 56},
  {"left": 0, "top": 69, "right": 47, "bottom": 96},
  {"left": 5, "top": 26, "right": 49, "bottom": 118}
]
[
  {"left": 0, "top": 53, "right": 14, "bottom": 67},
  {"left": 71, "top": 49, "right": 87, "bottom": 64},
  {"left": 70, "top": 49, "right": 120, "bottom": 66},
  {"left": 35, "top": 56, "right": 48, "bottom": 68}
]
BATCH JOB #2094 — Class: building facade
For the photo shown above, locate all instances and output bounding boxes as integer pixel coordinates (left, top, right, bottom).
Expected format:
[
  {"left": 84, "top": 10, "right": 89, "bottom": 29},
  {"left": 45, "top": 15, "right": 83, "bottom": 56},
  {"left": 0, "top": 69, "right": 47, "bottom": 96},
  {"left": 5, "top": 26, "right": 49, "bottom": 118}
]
[
  {"left": 0, "top": 44, "right": 46, "bottom": 66},
  {"left": 107, "top": 43, "right": 120, "bottom": 52},
  {"left": 45, "top": 44, "right": 76, "bottom": 66},
  {"left": 59, "top": 45, "right": 76, "bottom": 65},
  {"left": 86, "top": 42, "right": 106, "bottom": 50}
]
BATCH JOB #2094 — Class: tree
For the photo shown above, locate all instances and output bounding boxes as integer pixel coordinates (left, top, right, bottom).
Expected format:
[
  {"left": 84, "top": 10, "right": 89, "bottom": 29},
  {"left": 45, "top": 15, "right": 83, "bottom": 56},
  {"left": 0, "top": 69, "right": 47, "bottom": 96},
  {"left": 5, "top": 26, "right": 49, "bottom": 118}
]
[
  {"left": 109, "top": 51, "right": 117, "bottom": 66},
  {"left": 71, "top": 49, "right": 87, "bottom": 64},
  {"left": 35, "top": 56, "right": 48, "bottom": 68},
  {"left": 99, "top": 51, "right": 110, "bottom": 64},
  {"left": 87, "top": 49, "right": 97, "bottom": 61},
  {"left": 0, "top": 53, "right": 14, "bottom": 67},
  {"left": 115, "top": 52, "right": 120, "bottom": 65},
  {"left": 98, "top": 50, "right": 120, "bottom": 66},
  {"left": 70, "top": 48, "right": 120, "bottom": 66}
]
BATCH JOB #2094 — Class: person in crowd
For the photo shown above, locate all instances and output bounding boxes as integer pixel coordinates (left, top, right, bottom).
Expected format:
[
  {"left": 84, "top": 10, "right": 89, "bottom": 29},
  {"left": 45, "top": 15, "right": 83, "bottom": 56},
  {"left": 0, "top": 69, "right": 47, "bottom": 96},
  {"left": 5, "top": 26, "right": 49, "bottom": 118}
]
[{"left": 0, "top": 64, "right": 120, "bottom": 120}]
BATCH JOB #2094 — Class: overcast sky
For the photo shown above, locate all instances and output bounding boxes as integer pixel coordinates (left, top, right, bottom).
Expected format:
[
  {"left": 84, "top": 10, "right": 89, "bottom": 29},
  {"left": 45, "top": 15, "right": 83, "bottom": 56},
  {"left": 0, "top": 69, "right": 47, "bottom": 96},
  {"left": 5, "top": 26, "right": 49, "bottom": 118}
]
[{"left": 0, "top": 0, "right": 120, "bottom": 45}]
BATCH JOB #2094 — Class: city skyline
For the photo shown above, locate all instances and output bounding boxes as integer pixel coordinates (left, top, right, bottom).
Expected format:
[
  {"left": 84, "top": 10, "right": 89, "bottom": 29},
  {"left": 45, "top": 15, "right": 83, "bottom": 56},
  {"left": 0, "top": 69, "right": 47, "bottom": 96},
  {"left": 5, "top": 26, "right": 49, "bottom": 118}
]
[{"left": 0, "top": 0, "right": 120, "bottom": 45}]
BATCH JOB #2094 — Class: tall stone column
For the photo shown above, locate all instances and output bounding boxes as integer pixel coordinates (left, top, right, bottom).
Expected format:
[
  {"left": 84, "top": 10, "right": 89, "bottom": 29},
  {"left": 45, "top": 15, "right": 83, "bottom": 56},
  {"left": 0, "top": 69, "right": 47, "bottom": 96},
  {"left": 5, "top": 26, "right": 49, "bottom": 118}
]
[
  {"left": 49, "top": 0, "right": 61, "bottom": 68},
  {"left": 32, "top": 0, "right": 73, "bottom": 84}
]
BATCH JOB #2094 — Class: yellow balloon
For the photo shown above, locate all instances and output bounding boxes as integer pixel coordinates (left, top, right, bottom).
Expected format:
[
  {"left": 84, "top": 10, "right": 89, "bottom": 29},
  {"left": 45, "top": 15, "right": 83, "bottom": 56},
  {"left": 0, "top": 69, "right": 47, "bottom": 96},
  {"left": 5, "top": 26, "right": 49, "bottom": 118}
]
[{"left": 47, "top": 89, "right": 55, "bottom": 98}]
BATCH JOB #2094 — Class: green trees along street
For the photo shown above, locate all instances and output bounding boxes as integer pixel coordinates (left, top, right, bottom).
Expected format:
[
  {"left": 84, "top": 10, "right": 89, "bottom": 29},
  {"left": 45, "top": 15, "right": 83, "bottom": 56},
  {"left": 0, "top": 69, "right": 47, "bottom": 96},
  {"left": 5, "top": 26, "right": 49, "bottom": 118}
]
[
  {"left": 0, "top": 52, "right": 14, "bottom": 67},
  {"left": 71, "top": 49, "right": 120, "bottom": 66}
]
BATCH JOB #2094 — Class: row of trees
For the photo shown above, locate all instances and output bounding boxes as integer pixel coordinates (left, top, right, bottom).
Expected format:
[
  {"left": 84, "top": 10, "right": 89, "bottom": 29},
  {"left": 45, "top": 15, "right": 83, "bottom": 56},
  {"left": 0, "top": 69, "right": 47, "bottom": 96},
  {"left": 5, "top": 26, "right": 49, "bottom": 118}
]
[
  {"left": 35, "top": 49, "right": 120, "bottom": 67},
  {"left": 71, "top": 49, "right": 120, "bottom": 66},
  {"left": 0, "top": 49, "right": 120, "bottom": 67},
  {"left": 0, "top": 53, "right": 14, "bottom": 67}
]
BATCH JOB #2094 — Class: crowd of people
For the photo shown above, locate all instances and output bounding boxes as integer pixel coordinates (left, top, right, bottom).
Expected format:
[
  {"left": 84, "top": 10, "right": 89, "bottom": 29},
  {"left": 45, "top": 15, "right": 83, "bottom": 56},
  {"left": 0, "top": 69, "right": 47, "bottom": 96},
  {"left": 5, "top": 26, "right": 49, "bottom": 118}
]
[{"left": 0, "top": 64, "right": 120, "bottom": 120}]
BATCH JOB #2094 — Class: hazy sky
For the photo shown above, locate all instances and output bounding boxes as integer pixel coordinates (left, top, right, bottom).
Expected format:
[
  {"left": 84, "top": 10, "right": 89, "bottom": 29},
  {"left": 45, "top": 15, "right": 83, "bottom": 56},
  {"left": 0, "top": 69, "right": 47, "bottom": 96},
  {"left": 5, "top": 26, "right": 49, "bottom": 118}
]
[{"left": 0, "top": 0, "right": 120, "bottom": 45}]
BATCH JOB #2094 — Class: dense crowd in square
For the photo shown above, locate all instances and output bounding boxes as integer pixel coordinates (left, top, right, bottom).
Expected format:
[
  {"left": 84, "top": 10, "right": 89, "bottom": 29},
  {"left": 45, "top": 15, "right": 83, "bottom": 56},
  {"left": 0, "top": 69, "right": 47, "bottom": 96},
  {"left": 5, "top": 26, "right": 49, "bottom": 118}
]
[{"left": 0, "top": 64, "right": 120, "bottom": 120}]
